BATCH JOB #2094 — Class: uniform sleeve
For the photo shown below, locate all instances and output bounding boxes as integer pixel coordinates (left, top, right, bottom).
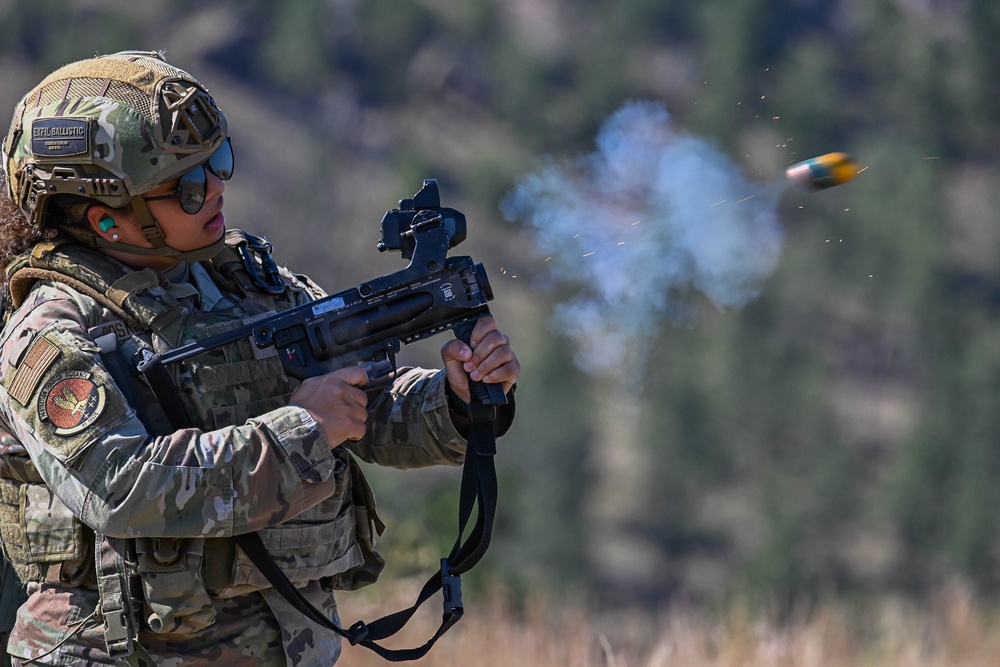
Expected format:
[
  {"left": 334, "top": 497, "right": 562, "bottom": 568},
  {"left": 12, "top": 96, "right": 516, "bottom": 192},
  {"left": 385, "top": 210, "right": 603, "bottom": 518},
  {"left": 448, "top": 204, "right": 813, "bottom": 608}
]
[
  {"left": 0, "top": 285, "right": 341, "bottom": 540},
  {"left": 345, "top": 366, "right": 469, "bottom": 468}
]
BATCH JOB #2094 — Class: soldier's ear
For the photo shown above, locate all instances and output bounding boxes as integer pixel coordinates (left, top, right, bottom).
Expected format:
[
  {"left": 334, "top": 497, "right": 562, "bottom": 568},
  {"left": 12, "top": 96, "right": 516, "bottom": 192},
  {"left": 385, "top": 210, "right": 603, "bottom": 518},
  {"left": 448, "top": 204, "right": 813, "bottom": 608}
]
[{"left": 87, "top": 208, "right": 120, "bottom": 242}]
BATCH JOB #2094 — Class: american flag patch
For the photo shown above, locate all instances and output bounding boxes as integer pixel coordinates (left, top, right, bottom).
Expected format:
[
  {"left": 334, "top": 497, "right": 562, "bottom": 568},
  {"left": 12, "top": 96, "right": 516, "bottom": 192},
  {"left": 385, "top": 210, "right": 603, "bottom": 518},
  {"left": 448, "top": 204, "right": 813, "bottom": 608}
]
[{"left": 9, "top": 337, "right": 60, "bottom": 406}]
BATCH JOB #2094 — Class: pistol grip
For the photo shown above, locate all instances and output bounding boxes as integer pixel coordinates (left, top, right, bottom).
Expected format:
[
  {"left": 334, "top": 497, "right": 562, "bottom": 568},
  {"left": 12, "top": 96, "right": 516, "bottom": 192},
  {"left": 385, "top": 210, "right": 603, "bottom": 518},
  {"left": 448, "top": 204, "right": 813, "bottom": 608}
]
[{"left": 470, "top": 378, "right": 508, "bottom": 406}]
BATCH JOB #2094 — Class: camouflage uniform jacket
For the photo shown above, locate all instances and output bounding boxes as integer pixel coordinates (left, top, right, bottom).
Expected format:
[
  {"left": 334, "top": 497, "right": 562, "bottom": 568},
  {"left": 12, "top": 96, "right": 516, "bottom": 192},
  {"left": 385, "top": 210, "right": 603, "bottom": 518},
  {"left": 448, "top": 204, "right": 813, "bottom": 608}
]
[{"left": 0, "top": 237, "right": 476, "bottom": 666}]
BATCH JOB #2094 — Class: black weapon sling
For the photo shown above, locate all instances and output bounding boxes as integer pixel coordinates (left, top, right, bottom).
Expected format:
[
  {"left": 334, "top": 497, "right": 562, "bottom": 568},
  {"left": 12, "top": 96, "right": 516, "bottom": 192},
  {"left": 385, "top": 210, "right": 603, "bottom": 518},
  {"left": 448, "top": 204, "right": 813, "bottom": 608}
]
[
  {"left": 238, "top": 399, "right": 497, "bottom": 661},
  {"left": 142, "top": 357, "right": 499, "bottom": 661}
]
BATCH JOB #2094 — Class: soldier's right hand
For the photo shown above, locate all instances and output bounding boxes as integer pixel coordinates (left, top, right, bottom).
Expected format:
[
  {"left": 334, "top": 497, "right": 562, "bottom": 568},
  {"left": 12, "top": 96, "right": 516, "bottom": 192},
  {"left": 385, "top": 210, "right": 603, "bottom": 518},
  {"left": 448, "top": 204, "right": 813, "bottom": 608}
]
[{"left": 290, "top": 367, "right": 369, "bottom": 447}]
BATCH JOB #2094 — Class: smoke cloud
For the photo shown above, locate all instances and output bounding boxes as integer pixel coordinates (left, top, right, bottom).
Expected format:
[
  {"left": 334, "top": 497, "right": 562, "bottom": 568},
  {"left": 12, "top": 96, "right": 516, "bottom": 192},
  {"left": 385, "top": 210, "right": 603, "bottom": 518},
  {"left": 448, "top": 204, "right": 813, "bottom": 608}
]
[{"left": 502, "top": 100, "right": 784, "bottom": 379}]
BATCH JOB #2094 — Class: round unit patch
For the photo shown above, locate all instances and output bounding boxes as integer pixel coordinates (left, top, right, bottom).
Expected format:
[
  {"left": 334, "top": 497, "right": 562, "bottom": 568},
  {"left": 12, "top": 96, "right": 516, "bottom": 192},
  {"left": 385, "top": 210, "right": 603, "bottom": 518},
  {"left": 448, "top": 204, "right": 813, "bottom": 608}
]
[{"left": 38, "top": 371, "right": 108, "bottom": 436}]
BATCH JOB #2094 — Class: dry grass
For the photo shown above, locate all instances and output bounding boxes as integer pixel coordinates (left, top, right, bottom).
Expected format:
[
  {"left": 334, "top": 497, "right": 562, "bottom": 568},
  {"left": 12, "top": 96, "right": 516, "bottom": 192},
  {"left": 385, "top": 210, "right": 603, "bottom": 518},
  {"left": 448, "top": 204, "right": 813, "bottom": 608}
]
[{"left": 339, "top": 581, "right": 1000, "bottom": 666}]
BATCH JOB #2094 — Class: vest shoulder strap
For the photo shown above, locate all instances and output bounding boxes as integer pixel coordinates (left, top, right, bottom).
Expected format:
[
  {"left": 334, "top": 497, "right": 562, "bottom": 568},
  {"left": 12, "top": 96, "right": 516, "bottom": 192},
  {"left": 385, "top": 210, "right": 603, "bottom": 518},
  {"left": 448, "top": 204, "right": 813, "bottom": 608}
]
[
  {"left": 4, "top": 229, "right": 290, "bottom": 333},
  {"left": 5, "top": 239, "right": 176, "bottom": 332}
]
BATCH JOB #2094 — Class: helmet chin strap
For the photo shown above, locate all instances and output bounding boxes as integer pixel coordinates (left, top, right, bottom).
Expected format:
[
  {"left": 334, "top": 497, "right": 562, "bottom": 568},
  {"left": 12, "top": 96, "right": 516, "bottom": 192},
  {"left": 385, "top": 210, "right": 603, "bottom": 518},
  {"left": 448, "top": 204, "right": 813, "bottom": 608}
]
[
  {"left": 94, "top": 235, "right": 227, "bottom": 263},
  {"left": 90, "top": 196, "right": 227, "bottom": 263}
]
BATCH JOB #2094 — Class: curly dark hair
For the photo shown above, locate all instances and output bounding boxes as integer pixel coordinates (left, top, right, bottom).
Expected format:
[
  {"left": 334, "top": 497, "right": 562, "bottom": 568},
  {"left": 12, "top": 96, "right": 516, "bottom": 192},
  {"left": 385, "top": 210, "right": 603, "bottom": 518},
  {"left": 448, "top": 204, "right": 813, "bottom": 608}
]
[
  {"left": 0, "top": 171, "right": 47, "bottom": 285},
  {"left": 0, "top": 171, "right": 91, "bottom": 295}
]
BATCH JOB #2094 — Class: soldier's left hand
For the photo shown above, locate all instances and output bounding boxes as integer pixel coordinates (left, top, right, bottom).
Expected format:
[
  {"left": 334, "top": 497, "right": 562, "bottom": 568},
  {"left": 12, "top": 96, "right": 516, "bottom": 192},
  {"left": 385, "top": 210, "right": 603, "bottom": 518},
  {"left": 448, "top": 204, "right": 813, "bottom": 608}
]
[{"left": 441, "top": 316, "right": 520, "bottom": 405}]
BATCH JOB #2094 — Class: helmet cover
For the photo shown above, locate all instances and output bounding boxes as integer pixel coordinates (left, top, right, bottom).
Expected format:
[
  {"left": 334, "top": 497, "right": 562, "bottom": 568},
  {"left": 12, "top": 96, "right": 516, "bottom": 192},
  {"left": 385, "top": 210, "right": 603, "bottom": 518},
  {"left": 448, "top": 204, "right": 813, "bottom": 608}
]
[{"left": 1, "top": 50, "right": 228, "bottom": 228}]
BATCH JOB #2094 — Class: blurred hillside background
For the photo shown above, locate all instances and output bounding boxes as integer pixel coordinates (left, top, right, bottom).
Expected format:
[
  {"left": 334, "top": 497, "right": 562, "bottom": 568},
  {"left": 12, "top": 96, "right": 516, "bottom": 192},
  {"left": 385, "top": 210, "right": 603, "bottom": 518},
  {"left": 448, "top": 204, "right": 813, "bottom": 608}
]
[{"left": 4, "top": 0, "right": 1000, "bottom": 659}]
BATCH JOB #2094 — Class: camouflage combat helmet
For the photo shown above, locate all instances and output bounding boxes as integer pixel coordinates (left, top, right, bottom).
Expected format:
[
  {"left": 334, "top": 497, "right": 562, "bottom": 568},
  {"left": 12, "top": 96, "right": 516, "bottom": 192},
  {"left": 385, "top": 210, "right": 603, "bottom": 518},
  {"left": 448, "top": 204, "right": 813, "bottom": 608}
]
[{"left": 1, "top": 50, "right": 228, "bottom": 256}]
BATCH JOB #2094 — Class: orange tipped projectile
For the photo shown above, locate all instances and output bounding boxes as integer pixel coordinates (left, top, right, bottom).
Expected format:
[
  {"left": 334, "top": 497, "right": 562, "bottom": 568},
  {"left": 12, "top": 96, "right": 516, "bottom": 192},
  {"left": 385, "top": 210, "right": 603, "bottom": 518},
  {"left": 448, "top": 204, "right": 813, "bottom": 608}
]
[{"left": 785, "top": 152, "right": 859, "bottom": 190}]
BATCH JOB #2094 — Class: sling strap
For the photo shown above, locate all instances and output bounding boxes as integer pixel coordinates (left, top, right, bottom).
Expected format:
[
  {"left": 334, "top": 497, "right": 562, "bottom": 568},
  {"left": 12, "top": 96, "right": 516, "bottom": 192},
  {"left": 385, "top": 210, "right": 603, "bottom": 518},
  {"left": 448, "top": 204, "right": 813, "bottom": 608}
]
[{"left": 234, "top": 398, "right": 498, "bottom": 661}]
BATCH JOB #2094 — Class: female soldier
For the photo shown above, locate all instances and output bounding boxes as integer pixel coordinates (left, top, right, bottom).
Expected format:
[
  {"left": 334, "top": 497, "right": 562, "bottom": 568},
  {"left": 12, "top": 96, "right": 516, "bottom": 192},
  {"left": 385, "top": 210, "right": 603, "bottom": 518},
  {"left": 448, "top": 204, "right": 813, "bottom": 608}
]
[{"left": 0, "top": 51, "right": 519, "bottom": 666}]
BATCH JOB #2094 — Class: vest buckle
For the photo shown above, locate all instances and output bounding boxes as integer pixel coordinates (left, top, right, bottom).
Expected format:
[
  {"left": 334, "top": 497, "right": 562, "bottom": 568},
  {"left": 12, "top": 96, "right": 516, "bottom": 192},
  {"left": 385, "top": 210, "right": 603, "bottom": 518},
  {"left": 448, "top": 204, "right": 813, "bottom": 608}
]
[{"left": 235, "top": 232, "right": 285, "bottom": 295}]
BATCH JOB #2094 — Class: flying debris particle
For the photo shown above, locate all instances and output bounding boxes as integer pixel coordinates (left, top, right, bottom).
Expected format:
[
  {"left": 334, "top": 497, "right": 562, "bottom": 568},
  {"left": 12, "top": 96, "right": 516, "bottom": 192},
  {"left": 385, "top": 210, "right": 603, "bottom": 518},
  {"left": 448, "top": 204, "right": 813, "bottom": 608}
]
[
  {"left": 709, "top": 200, "right": 727, "bottom": 208},
  {"left": 737, "top": 196, "right": 756, "bottom": 203},
  {"left": 583, "top": 252, "right": 596, "bottom": 257}
]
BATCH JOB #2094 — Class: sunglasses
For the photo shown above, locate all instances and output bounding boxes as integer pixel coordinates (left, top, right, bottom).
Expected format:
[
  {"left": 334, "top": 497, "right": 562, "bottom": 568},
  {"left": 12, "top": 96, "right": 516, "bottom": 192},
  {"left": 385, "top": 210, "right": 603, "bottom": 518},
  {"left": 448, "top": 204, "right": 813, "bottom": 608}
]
[{"left": 143, "top": 137, "right": 234, "bottom": 214}]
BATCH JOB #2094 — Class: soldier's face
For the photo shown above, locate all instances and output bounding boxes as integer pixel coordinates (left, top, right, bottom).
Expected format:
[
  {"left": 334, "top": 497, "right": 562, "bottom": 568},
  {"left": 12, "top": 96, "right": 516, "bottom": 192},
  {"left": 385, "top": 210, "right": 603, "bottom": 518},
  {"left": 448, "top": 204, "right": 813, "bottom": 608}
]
[{"left": 140, "top": 168, "right": 227, "bottom": 252}]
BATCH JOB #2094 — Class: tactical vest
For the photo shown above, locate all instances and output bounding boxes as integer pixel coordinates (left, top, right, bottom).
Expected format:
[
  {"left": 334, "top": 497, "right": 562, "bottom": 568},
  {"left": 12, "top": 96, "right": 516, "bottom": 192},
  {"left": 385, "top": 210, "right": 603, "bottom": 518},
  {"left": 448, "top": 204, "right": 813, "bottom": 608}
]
[{"left": 0, "top": 231, "right": 384, "bottom": 639}]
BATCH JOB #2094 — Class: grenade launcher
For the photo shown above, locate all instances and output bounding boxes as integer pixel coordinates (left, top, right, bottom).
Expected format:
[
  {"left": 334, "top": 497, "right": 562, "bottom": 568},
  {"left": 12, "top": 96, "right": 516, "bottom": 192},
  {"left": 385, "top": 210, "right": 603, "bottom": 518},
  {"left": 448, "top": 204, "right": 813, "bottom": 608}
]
[{"left": 137, "top": 178, "right": 507, "bottom": 408}]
